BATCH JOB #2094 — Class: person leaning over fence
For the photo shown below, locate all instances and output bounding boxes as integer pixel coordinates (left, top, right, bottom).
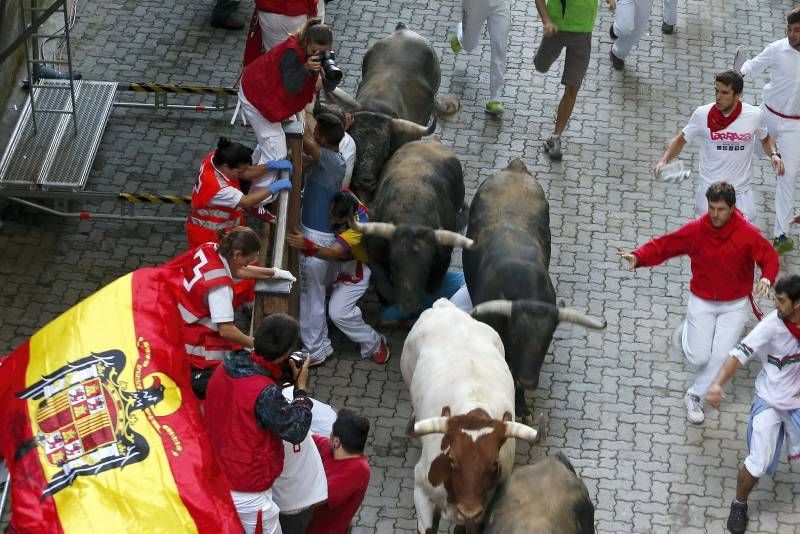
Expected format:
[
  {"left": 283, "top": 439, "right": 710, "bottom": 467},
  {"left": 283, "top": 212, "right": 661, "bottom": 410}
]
[
  {"left": 205, "top": 314, "right": 313, "bottom": 534},
  {"left": 239, "top": 18, "right": 333, "bottom": 205},
  {"left": 186, "top": 138, "right": 293, "bottom": 248},
  {"left": 167, "top": 226, "right": 295, "bottom": 398},
  {"left": 706, "top": 274, "right": 800, "bottom": 534}
]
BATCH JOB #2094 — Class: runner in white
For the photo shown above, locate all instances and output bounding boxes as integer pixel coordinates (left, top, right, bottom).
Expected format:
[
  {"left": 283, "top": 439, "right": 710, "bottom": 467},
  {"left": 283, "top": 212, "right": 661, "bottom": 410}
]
[
  {"left": 654, "top": 69, "right": 784, "bottom": 223},
  {"left": 706, "top": 274, "right": 800, "bottom": 534},
  {"left": 740, "top": 7, "right": 800, "bottom": 254}
]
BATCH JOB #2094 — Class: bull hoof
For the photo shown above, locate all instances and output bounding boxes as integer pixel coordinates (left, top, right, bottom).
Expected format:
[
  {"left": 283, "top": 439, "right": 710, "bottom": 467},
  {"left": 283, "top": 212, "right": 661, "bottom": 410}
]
[
  {"left": 519, "top": 413, "right": 534, "bottom": 426},
  {"left": 533, "top": 412, "right": 550, "bottom": 444},
  {"left": 435, "top": 96, "right": 461, "bottom": 117}
]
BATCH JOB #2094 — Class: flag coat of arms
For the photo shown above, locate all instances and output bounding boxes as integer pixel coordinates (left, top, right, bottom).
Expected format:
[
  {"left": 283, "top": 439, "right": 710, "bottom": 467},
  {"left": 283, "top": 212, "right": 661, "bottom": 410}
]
[{"left": 0, "top": 267, "right": 243, "bottom": 533}]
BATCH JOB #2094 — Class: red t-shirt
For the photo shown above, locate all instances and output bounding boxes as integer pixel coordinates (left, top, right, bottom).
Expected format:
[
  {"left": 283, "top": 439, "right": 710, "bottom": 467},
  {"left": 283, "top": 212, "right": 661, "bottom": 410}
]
[{"left": 306, "top": 435, "right": 371, "bottom": 534}]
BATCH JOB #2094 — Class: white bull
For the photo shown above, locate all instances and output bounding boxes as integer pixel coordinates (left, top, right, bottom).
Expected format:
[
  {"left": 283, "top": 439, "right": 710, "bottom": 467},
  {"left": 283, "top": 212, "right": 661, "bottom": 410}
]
[{"left": 401, "top": 298, "right": 540, "bottom": 533}]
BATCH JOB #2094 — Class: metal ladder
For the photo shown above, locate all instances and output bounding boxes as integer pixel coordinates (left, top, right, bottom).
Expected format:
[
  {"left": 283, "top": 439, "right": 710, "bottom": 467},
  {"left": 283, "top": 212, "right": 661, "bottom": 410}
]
[{"left": 19, "top": 0, "right": 78, "bottom": 135}]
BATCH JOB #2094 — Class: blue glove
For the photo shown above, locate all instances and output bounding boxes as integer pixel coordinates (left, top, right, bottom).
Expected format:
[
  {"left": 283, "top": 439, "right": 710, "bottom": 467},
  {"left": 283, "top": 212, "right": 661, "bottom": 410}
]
[
  {"left": 268, "top": 178, "right": 293, "bottom": 195},
  {"left": 267, "top": 159, "right": 293, "bottom": 173}
]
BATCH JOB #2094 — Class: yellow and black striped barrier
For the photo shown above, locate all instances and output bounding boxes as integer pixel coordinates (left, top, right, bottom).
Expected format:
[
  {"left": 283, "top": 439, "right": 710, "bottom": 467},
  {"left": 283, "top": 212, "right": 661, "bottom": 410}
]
[
  {"left": 123, "top": 83, "right": 238, "bottom": 96},
  {"left": 119, "top": 193, "right": 191, "bottom": 205}
]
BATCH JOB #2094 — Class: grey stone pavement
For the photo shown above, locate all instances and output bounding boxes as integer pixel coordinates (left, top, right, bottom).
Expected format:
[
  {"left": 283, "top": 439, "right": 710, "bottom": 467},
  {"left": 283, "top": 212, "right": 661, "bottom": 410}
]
[{"left": 2, "top": 0, "right": 800, "bottom": 531}]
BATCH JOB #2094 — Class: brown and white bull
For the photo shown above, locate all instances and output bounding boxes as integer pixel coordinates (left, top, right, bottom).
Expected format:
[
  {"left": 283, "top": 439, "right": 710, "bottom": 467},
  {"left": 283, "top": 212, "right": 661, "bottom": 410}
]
[{"left": 402, "top": 299, "right": 541, "bottom": 533}]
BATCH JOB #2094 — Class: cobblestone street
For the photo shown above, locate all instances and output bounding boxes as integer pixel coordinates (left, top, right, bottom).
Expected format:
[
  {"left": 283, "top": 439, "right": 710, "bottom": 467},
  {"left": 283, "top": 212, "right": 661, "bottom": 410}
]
[{"left": 2, "top": 0, "right": 800, "bottom": 531}]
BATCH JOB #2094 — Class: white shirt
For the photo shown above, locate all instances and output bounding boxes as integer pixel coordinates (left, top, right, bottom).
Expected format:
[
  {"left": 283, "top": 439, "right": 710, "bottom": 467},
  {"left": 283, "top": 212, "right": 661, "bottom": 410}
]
[
  {"left": 730, "top": 310, "right": 800, "bottom": 411},
  {"left": 741, "top": 38, "right": 800, "bottom": 117},
  {"left": 682, "top": 102, "right": 768, "bottom": 190},
  {"left": 271, "top": 433, "right": 328, "bottom": 512},
  {"left": 339, "top": 133, "right": 356, "bottom": 189},
  {"left": 207, "top": 255, "right": 235, "bottom": 323}
]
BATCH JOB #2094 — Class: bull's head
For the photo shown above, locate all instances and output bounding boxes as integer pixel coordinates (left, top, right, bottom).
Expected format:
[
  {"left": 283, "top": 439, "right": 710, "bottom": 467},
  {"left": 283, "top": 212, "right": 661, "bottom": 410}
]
[
  {"left": 414, "top": 407, "right": 538, "bottom": 526},
  {"left": 471, "top": 300, "right": 606, "bottom": 389},
  {"left": 354, "top": 221, "right": 472, "bottom": 313}
]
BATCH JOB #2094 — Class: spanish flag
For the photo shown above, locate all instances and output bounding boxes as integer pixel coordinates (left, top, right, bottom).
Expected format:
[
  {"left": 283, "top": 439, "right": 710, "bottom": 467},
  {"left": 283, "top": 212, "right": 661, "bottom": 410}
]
[{"left": 0, "top": 267, "right": 242, "bottom": 533}]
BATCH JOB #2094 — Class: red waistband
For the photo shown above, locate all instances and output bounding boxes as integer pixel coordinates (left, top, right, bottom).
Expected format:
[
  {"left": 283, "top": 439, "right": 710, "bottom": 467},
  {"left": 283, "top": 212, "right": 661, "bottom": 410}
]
[{"left": 766, "top": 104, "right": 800, "bottom": 120}]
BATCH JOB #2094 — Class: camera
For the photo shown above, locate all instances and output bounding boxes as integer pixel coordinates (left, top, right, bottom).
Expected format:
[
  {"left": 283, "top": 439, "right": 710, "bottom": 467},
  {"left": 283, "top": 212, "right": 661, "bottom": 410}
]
[
  {"left": 319, "top": 50, "right": 343, "bottom": 86},
  {"left": 289, "top": 350, "right": 309, "bottom": 364}
]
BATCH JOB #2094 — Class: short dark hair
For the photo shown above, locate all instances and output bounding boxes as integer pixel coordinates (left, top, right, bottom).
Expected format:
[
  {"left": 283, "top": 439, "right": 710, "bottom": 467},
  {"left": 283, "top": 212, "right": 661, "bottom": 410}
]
[
  {"left": 218, "top": 226, "right": 261, "bottom": 257},
  {"left": 787, "top": 6, "right": 800, "bottom": 25},
  {"left": 213, "top": 137, "right": 253, "bottom": 169},
  {"left": 775, "top": 276, "right": 800, "bottom": 302},
  {"left": 715, "top": 70, "right": 744, "bottom": 95},
  {"left": 330, "top": 190, "right": 359, "bottom": 221},
  {"left": 254, "top": 314, "right": 300, "bottom": 360},
  {"left": 315, "top": 113, "right": 345, "bottom": 146},
  {"left": 332, "top": 409, "right": 370, "bottom": 454},
  {"left": 705, "top": 181, "right": 736, "bottom": 207}
]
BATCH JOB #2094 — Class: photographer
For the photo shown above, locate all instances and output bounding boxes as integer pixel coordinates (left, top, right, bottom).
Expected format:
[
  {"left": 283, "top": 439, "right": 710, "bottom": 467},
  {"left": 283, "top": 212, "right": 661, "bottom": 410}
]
[
  {"left": 239, "top": 17, "right": 336, "bottom": 205},
  {"left": 205, "top": 314, "right": 313, "bottom": 534}
]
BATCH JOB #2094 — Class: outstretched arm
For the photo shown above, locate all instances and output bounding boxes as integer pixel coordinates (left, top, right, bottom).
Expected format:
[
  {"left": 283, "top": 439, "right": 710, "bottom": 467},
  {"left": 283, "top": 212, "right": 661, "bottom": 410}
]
[
  {"left": 705, "top": 356, "right": 742, "bottom": 408},
  {"left": 654, "top": 133, "right": 687, "bottom": 175}
]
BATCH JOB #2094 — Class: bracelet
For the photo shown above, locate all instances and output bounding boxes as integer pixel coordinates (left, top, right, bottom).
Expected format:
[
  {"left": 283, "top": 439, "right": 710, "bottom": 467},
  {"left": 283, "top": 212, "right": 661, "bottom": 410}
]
[
  {"left": 303, "top": 237, "right": 319, "bottom": 256},
  {"left": 771, "top": 152, "right": 781, "bottom": 158},
  {"left": 760, "top": 277, "right": 771, "bottom": 287}
]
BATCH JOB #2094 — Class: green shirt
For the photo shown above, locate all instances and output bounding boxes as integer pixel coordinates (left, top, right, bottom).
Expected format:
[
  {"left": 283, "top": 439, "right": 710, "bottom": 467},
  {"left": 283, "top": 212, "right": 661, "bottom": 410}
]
[{"left": 546, "top": 0, "right": 598, "bottom": 33}]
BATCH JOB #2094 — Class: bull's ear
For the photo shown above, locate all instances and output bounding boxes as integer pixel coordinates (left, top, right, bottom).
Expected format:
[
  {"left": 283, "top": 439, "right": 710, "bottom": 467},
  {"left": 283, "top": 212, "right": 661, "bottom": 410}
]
[
  {"left": 428, "top": 453, "right": 451, "bottom": 487},
  {"left": 441, "top": 406, "right": 451, "bottom": 417},
  {"left": 501, "top": 411, "right": 513, "bottom": 423}
]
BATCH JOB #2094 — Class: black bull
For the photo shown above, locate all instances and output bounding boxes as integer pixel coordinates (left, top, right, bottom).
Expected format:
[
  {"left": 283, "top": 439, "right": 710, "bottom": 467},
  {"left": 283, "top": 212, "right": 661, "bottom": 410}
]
[
  {"left": 323, "top": 23, "right": 458, "bottom": 201},
  {"left": 359, "top": 139, "right": 469, "bottom": 313},
  {"left": 464, "top": 159, "right": 606, "bottom": 420}
]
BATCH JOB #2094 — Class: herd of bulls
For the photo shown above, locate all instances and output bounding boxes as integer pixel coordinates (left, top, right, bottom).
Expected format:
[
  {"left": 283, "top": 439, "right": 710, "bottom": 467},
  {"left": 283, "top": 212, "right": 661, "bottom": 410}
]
[{"left": 318, "top": 23, "right": 605, "bottom": 533}]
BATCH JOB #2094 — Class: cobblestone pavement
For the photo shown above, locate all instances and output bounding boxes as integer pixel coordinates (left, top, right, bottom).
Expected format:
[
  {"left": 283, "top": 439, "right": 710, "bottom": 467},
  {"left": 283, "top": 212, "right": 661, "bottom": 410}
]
[{"left": 2, "top": 0, "right": 800, "bottom": 531}]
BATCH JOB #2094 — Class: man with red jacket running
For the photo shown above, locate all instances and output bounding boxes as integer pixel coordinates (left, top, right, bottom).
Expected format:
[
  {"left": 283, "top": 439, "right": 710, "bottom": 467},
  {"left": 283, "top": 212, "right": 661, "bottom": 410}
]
[
  {"left": 618, "top": 181, "right": 779, "bottom": 425},
  {"left": 205, "top": 314, "right": 313, "bottom": 534}
]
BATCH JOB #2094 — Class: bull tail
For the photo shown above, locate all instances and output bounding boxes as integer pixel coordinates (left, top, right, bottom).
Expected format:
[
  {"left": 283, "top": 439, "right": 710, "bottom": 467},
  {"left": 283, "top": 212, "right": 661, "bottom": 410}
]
[
  {"left": 395, "top": 22, "right": 407, "bottom": 30},
  {"left": 554, "top": 452, "right": 577, "bottom": 475}
]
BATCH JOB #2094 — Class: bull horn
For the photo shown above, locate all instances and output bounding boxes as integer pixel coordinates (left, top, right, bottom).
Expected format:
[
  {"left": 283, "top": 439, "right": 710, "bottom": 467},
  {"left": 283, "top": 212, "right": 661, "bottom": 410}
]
[
  {"left": 350, "top": 219, "right": 396, "bottom": 239},
  {"left": 352, "top": 110, "right": 396, "bottom": 121},
  {"left": 504, "top": 421, "right": 538, "bottom": 442},
  {"left": 323, "top": 87, "right": 362, "bottom": 112},
  {"left": 433, "top": 229, "right": 473, "bottom": 249},
  {"left": 390, "top": 115, "right": 437, "bottom": 138},
  {"left": 414, "top": 417, "right": 449, "bottom": 436},
  {"left": 470, "top": 300, "right": 513, "bottom": 318},
  {"left": 557, "top": 308, "right": 607, "bottom": 330}
]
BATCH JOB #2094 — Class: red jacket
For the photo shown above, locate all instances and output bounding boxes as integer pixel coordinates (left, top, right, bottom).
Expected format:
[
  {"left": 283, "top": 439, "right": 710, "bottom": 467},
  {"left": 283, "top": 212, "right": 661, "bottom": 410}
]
[
  {"left": 186, "top": 152, "right": 245, "bottom": 249},
  {"left": 205, "top": 367, "right": 285, "bottom": 492},
  {"left": 241, "top": 36, "right": 318, "bottom": 123},
  {"left": 256, "top": 0, "right": 317, "bottom": 16},
  {"left": 633, "top": 210, "right": 779, "bottom": 301}
]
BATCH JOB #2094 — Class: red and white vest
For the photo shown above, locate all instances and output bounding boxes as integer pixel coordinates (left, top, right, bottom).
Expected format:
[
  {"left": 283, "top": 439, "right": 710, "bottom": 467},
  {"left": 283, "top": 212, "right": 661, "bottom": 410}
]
[
  {"left": 256, "top": 0, "right": 317, "bottom": 17},
  {"left": 186, "top": 152, "right": 246, "bottom": 249},
  {"left": 205, "top": 366, "right": 285, "bottom": 492},
  {"left": 177, "top": 242, "right": 239, "bottom": 368},
  {"left": 241, "top": 36, "right": 318, "bottom": 123}
]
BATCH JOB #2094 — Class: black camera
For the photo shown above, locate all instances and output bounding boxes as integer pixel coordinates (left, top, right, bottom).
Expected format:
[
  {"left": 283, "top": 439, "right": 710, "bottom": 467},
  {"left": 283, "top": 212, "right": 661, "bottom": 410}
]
[
  {"left": 319, "top": 50, "right": 343, "bottom": 86},
  {"left": 289, "top": 350, "right": 309, "bottom": 364}
]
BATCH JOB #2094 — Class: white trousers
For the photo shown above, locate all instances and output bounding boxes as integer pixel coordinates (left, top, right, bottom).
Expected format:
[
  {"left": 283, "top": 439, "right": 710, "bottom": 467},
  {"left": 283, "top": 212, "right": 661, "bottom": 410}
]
[
  {"left": 764, "top": 107, "right": 800, "bottom": 238},
  {"left": 449, "top": 284, "right": 473, "bottom": 313},
  {"left": 231, "top": 488, "right": 282, "bottom": 534},
  {"left": 238, "top": 88, "right": 284, "bottom": 193},
  {"left": 662, "top": 0, "right": 677, "bottom": 25},
  {"left": 456, "top": 0, "right": 510, "bottom": 101},
  {"left": 745, "top": 403, "right": 800, "bottom": 478},
  {"left": 694, "top": 182, "right": 754, "bottom": 223},
  {"left": 682, "top": 293, "right": 748, "bottom": 397},
  {"left": 299, "top": 226, "right": 338, "bottom": 360},
  {"left": 329, "top": 260, "right": 381, "bottom": 358},
  {"left": 611, "top": 0, "right": 653, "bottom": 59},
  {"left": 258, "top": 12, "right": 308, "bottom": 52}
]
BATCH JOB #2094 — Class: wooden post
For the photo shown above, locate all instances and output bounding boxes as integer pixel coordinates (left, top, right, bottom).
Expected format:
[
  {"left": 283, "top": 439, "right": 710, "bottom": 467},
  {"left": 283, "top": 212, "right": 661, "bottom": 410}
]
[{"left": 256, "top": 120, "right": 303, "bottom": 324}]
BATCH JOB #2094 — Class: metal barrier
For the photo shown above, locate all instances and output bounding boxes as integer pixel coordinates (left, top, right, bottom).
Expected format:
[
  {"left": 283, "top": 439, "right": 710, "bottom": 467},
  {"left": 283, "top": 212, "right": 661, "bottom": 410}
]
[{"left": 114, "top": 83, "right": 239, "bottom": 112}]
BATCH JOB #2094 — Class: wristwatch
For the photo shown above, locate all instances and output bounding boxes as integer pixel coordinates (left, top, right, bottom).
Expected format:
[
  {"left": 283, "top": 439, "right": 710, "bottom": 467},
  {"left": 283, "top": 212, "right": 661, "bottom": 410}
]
[{"left": 771, "top": 152, "right": 782, "bottom": 158}]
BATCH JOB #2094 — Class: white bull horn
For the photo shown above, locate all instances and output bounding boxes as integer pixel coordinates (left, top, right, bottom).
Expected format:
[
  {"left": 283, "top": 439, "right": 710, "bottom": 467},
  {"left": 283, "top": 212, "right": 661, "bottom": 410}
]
[
  {"left": 433, "top": 229, "right": 474, "bottom": 249},
  {"left": 323, "top": 87, "right": 362, "bottom": 112},
  {"left": 414, "top": 417, "right": 450, "bottom": 436},
  {"left": 470, "top": 300, "right": 513, "bottom": 318},
  {"left": 504, "top": 421, "right": 538, "bottom": 442},
  {"left": 557, "top": 308, "right": 607, "bottom": 330},
  {"left": 390, "top": 116, "right": 437, "bottom": 138},
  {"left": 350, "top": 219, "right": 397, "bottom": 239}
]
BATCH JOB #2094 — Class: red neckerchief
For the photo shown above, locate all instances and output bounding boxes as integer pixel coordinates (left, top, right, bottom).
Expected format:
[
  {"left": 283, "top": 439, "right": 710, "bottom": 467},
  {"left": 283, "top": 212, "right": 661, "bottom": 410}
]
[
  {"left": 707, "top": 100, "right": 743, "bottom": 132},
  {"left": 251, "top": 352, "right": 283, "bottom": 381},
  {"left": 783, "top": 319, "right": 800, "bottom": 341}
]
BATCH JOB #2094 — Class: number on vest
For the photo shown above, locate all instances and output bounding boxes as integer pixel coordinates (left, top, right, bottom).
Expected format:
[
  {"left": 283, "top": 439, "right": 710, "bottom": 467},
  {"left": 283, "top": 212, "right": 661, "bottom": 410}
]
[{"left": 184, "top": 249, "right": 209, "bottom": 291}]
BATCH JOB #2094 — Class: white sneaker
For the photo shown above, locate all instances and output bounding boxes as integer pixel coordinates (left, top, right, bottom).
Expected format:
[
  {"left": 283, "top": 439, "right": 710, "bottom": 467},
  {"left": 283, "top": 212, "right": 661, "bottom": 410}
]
[{"left": 684, "top": 392, "right": 704, "bottom": 424}]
